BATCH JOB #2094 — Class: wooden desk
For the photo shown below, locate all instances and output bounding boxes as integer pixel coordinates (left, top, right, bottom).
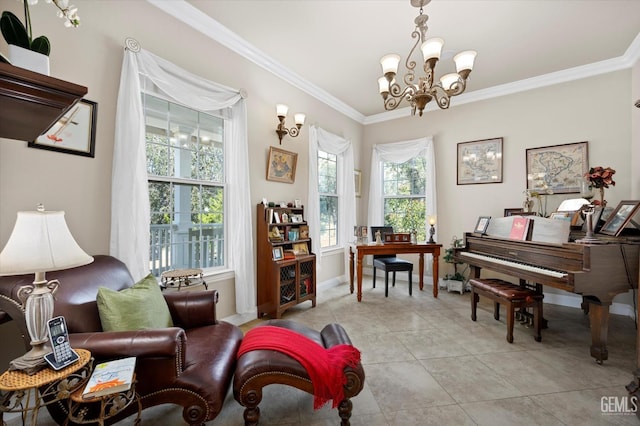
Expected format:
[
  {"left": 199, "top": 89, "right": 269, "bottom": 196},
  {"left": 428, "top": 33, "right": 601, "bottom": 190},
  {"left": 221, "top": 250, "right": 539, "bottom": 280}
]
[{"left": 349, "top": 243, "right": 442, "bottom": 301}]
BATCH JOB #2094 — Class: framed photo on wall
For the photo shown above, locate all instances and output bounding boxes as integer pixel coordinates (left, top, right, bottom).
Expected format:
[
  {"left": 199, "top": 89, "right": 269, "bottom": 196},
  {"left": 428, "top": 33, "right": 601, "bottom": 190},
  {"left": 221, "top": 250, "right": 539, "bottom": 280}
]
[
  {"left": 526, "top": 141, "right": 588, "bottom": 194},
  {"left": 354, "top": 169, "right": 362, "bottom": 197},
  {"left": 266, "top": 146, "right": 297, "bottom": 183},
  {"left": 29, "top": 99, "right": 98, "bottom": 157},
  {"left": 457, "top": 137, "right": 503, "bottom": 185}
]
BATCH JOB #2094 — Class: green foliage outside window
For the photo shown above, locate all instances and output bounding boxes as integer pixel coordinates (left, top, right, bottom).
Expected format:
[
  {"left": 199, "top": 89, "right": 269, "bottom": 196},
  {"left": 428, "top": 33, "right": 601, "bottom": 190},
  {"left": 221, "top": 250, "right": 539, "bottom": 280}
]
[{"left": 383, "top": 157, "right": 427, "bottom": 241}]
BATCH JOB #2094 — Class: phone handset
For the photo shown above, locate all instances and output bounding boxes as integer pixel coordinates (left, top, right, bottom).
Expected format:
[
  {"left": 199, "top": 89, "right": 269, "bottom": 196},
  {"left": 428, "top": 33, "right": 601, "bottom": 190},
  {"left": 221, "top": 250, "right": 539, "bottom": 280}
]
[{"left": 44, "top": 316, "right": 79, "bottom": 370}]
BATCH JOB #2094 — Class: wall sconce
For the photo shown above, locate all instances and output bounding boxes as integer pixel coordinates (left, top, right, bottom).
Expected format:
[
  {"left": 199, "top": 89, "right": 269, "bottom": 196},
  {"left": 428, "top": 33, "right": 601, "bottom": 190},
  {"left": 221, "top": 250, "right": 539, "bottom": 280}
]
[{"left": 275, "top": 104, "right": 305, "bottom": 144}]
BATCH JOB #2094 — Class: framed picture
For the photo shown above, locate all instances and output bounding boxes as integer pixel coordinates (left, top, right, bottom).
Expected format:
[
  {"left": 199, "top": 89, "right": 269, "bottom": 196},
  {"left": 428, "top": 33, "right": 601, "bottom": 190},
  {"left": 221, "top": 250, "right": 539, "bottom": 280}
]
[
  {"left": 292, "top": 242, "right": 309, "bottom": 255},
  {"left": 294, "top": 199, "right": 302, "bottom": 208},
  {"left": 504, "top": 208, "right": 523, "bottom": 217},
  {"left": 526, "top": 141, "right": 588, "bottom": 194},
  {"left": 266, "top": 146, "right": 297, "bottom": 183},
  {"left": 474, "top": 216, "right": 491, "bottom": 234},
  {"left": 599, "top": 200, "right": 640, "bottom": 236},
  {"left": 290, "top": 214, "right": 303, "bottom": 223},
  {"left": 299, "top": 225, "right": 309, "bottom": 239},
  {"left": 272, "top": 246, "right": 284, "bottom": 261},
  {"left": 549, "top": 212, "right": 571, "bottom": 221},
  {"left": 29, "top": 99, "right": 97, "bottom": 157},
  {"left": 354, "top": 169, "right": 362, "bottom": 197},
  {"left": 457, "top": 137, "right": 503, "bottom": 185}
]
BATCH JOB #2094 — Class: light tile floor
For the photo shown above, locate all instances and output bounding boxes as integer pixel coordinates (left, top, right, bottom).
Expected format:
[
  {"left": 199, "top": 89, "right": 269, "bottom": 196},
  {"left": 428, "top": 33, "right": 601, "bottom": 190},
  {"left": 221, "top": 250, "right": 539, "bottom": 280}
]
[{"left": 19, "top": 278, "right": 640, "bottom": 425}]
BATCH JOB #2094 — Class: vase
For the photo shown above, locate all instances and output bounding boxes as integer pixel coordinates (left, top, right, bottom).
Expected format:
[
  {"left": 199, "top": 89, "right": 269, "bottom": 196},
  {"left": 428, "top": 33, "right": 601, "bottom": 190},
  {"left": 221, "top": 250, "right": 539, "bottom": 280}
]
[
  {"left": 7, "top": 45, "right": 50, "bottom": 75},
  {"left": 598, "top": 187, "right": 606, "bottom": 207}
]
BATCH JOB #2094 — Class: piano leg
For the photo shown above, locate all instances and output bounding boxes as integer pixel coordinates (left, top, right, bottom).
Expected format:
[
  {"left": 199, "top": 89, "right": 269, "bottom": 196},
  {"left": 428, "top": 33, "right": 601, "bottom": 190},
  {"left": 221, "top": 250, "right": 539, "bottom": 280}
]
[{"left": 585, "top": 296, "right": 610, "bottom": 364}]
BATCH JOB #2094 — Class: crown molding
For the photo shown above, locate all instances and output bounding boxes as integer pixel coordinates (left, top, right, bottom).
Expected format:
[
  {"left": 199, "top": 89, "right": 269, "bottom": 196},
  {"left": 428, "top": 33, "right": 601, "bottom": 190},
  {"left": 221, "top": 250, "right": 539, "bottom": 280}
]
[
  {"left": 148, "top": 1, "right": 639, "bottom": 126},
  {"left": 145, "top": 0, "right": 365, "bottom": 123}
]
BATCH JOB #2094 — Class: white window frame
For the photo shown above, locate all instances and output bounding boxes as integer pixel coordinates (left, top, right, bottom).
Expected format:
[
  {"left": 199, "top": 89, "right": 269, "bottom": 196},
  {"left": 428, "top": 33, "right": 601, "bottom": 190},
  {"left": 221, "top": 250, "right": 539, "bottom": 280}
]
[
  {"left": 318, "top": 150, "right": 341, "bottom": 249},
  {"left": 143, "top": 92, "right": 229, "bottom": 276}
]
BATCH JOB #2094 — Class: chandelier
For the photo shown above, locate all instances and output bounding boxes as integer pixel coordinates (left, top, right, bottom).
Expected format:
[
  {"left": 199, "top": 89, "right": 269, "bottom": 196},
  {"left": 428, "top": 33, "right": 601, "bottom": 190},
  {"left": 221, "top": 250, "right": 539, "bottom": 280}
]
[{"left": 378, "top": 0, "right": 477, "bottom": 116}]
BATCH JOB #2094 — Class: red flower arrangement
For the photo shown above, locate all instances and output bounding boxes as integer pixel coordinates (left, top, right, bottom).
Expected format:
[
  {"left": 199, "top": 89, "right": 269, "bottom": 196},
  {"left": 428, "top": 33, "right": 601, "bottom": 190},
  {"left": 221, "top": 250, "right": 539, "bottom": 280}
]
[{"left": 584, "top": 166, "right": 615, "bottom": 206}]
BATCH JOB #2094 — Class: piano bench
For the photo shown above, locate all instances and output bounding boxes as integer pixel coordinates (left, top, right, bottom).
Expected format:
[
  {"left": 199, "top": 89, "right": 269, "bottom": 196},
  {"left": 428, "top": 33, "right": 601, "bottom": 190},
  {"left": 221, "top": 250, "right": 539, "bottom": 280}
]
[{"left": 469, "top": 278, "right": 544, "bottom": 344}]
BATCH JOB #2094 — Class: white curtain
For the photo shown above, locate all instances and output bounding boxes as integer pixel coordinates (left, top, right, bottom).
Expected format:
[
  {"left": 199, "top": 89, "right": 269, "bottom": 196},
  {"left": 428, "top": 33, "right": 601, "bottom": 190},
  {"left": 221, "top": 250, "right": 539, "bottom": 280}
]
[
  {"left": 367, "top": 137, "right": 437, "bottom": 241},
  {"left": 111, "top": 48, "right": 256, "bottom": 315},
  {"left": 308, "top": 126, "right": 356, "bottom": 273}
]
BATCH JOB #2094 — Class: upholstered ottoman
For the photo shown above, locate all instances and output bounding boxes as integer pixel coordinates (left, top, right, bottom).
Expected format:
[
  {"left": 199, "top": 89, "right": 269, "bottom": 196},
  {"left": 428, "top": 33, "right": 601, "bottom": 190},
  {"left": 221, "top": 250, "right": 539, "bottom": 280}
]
[{"left": 233, "top": 319, "right": 365, "bottom": 426}]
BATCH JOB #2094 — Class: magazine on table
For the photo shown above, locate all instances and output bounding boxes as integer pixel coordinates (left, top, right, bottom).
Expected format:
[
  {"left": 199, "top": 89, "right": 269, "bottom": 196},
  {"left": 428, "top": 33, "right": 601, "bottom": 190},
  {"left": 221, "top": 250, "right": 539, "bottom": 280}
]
[{"left": 82, "top": 357, "right": 136, "bottom": 399}]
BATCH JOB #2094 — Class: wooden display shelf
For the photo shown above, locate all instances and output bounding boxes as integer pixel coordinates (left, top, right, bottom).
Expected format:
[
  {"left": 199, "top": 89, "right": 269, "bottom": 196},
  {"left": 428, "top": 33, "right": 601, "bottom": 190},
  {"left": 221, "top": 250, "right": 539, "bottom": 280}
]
[{"left": 0, "top": 62, "right": 87, "bottom": 141}]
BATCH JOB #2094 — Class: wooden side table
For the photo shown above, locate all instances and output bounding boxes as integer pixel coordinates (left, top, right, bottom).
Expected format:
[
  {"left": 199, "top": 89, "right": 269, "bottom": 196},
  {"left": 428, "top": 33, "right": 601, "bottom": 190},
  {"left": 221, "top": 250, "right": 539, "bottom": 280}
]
[
  {"left": 65, "top": 374, "right": 141, "bottom": 426},
  {"left": 0, "top": 348, "right": 92, "bottom": 425},
  {"left": 161, "top": 268, "right": 208, "bottom": 291}
]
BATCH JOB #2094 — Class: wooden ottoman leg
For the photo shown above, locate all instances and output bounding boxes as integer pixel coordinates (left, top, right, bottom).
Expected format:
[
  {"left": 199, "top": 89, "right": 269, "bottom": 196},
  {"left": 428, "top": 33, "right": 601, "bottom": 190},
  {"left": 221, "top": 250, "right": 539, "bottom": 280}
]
[
  {"left": 471, "top": 290, "right": 478, "bottom": 321},
  {"left": 243, "top": 406, "right": 260, "bottom": 426},
  {"left": 494, "top": 301, "right": 500, "bottom": 321},
  {"left": 506, "top": 301, "right": 514, "bottom": 343},
  {"left": 338, "top": 398, "right": 353, "bottom": 426}
]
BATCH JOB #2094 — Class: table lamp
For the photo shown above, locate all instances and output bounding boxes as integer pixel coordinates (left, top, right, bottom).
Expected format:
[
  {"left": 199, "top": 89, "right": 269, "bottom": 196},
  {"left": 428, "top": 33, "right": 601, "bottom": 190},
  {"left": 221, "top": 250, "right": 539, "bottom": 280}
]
[
  {"left": 428, "top": 216, "right": 436, "bottom": 244},
  {"left": 0, "top": 205, "right": 93, "bottom": 370}
]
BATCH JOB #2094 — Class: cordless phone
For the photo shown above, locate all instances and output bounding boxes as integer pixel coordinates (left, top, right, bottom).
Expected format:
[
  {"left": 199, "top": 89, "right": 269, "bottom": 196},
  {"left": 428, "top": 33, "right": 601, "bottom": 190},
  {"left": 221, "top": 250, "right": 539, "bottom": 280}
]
[{"left": 44, "top": 316, "right": 79, "bottom": 370}]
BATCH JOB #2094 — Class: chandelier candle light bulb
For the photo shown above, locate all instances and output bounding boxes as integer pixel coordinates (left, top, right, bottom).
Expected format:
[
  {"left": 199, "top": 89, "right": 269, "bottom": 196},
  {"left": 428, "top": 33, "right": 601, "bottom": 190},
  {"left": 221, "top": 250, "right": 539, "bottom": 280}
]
[{"left": 378, "top": 0, "right": 476, "bottom": 116}]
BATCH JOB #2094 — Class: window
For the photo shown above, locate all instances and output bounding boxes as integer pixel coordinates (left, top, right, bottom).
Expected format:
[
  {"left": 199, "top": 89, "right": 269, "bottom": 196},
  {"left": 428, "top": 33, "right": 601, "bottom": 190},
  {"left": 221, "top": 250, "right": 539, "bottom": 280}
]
[
  {"left": 143, "top": 93, "right": 226, "bottom": 276},
  {"left": 383, "top": 157, "right": 427, "bottom": 241},
  {"left": 318, "top": 150, "right": 338, "bottom": 248}
]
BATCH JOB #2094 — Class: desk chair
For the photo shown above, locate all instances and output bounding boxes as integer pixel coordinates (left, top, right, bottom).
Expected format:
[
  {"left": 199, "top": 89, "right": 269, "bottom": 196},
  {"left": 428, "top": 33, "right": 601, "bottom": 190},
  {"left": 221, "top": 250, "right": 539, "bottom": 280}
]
[{"left": 370, "top": 226, "right": 413, "bottom": 297}]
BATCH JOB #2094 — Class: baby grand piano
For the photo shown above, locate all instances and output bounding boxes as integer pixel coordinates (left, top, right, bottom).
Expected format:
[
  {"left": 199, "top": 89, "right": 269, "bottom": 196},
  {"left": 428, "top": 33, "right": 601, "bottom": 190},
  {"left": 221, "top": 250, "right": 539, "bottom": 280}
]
[{"left": 454, "top": 216, "right": 639, "bottom": 364}]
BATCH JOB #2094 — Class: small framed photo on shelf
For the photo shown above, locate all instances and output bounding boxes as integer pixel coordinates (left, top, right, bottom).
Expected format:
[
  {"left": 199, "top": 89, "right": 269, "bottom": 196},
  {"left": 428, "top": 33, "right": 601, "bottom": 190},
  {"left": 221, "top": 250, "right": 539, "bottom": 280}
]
[
  {"left": 292, "top": 242, "right": 309, "bottom": 255},
  {"left": 294, "top": 199, "right": 302, "bottom": 208},
  {"left": 599, "top": 200, "right": 640, "bottom": 236},
  {"left": 299, "top": 225, "right": 309, "bottom": 239},
  {"left": 474, "top": 216, "right": 491, "bottom": 234},
  {"left": 272, "top": 246, "right": 284, "bottom": 261},
  {"left": 290, "top": 214, "right": 303, "bottom": 223}
]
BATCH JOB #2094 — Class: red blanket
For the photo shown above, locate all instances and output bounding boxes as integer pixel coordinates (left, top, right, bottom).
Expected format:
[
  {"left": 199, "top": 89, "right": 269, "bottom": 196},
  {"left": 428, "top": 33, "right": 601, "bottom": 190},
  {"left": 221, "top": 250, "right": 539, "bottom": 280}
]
[{"left": 237, "top": 325, "right": 361, "bottom": 409}]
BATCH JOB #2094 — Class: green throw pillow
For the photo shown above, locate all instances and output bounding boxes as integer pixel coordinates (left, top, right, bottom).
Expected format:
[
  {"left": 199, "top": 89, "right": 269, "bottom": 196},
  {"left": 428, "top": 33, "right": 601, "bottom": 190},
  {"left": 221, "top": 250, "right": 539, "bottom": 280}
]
[{"left": 97, "top": 273, "right": 173, "bottom": 332}]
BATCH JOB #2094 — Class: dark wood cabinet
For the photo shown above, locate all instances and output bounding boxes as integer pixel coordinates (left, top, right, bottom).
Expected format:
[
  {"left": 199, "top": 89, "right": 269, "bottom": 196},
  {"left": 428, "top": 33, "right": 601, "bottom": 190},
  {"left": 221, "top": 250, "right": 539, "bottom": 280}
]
[
  {"left": 256, "top": 203, "right": 316, "bottom": 318},
  {"left": 0, "top": 62, "right": 87, "bottom": 141}
]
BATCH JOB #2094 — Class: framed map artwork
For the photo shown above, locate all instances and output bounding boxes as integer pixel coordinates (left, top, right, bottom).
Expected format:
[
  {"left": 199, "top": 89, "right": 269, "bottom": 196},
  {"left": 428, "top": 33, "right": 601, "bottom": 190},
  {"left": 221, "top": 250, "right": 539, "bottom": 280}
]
[
  {"left": 457, "top": 137, "right": 503, "bottom": 185},
  {"left": 526, "top": 142, "right": 588, "bottom": 194}
]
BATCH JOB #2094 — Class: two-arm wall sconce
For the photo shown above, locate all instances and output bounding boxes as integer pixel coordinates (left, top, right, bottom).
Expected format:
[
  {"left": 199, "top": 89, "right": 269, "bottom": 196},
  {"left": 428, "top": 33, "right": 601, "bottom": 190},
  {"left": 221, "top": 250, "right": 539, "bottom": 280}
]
[{"left": 275, "top": 104, "right": 305, "bottom": 144}]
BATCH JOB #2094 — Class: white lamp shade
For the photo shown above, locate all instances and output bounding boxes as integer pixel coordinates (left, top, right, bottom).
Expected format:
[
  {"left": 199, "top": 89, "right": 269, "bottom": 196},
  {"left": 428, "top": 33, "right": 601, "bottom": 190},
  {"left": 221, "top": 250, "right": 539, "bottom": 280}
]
[
  {"left": 276, "top": 104, "right": 288, "bottom": 117},
  {"left": 454, "top": 50, "right": 477, "bottom": 72},
  {"left": 439, "top": 73, "right": 460, "bottom": 90},
  {"left": 294, "top": 113, "right": 306, "bottom": 126},
  {"left": 0, "top": 210, "right": 93, "bottom": 275},
  {"left": 378, "top": 77, "right": 390, "bottom": 93},
  {"left": 421, "top": 38, "right": 444, "bottom": 61},
  {"left": 380, "top": 54, "right": 400, "bottom": 75}
]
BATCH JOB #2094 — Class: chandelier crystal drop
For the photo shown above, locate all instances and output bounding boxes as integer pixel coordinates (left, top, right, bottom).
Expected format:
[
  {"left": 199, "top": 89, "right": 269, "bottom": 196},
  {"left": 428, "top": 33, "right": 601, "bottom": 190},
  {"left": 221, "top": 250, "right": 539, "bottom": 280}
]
[{"left": 378, "top": 0, "right": 477, "bottom": 116}]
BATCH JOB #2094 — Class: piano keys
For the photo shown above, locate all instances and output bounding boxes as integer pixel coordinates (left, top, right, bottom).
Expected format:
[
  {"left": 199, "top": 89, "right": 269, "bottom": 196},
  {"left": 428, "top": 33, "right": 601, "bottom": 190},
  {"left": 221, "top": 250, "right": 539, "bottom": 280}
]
[{"left": 455, "top": 217, "right": 639, "bottom": 364}]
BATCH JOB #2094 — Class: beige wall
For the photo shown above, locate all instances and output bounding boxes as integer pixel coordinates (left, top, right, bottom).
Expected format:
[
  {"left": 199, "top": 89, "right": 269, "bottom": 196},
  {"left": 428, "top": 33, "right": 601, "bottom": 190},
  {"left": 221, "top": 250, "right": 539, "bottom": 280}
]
[
  {"left": 0, "top": 1, "right": 362, "bottom": 324},
  {"left": 364, "top": 70, "right": 635, "bottom": 310},
  {"left": 0, "top": 1, "right": 637, "bottom": 369}
]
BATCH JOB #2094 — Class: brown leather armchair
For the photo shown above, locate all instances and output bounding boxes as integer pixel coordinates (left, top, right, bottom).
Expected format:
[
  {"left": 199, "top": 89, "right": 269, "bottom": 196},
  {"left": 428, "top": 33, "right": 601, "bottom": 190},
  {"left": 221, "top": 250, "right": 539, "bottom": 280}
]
[{"left": 0, "top": 255, "right": 243, "bottom": 425}]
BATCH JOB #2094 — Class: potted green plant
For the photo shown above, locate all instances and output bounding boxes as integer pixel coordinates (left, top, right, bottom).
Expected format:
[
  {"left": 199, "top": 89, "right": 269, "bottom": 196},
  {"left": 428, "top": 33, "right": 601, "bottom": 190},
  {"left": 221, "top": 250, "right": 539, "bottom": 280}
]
[
  {"left": 1, "top": 0, "right": 80, "bottom": 74},
  {"left": 442, "top": 236, "right": 468, "bottom": 294}
]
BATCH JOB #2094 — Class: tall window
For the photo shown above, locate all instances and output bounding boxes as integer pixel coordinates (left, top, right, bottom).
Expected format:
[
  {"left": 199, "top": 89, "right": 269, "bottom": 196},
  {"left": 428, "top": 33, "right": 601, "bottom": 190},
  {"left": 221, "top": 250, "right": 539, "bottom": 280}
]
[
  {"left": 383, "top": 157, "right": 427, "bottom": 241},
  {"left": 318, "top": 150, "right": 338, "bottom": 248},
  {"left": 143, "top": 93, "right": 226, "bottom": 276}
]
